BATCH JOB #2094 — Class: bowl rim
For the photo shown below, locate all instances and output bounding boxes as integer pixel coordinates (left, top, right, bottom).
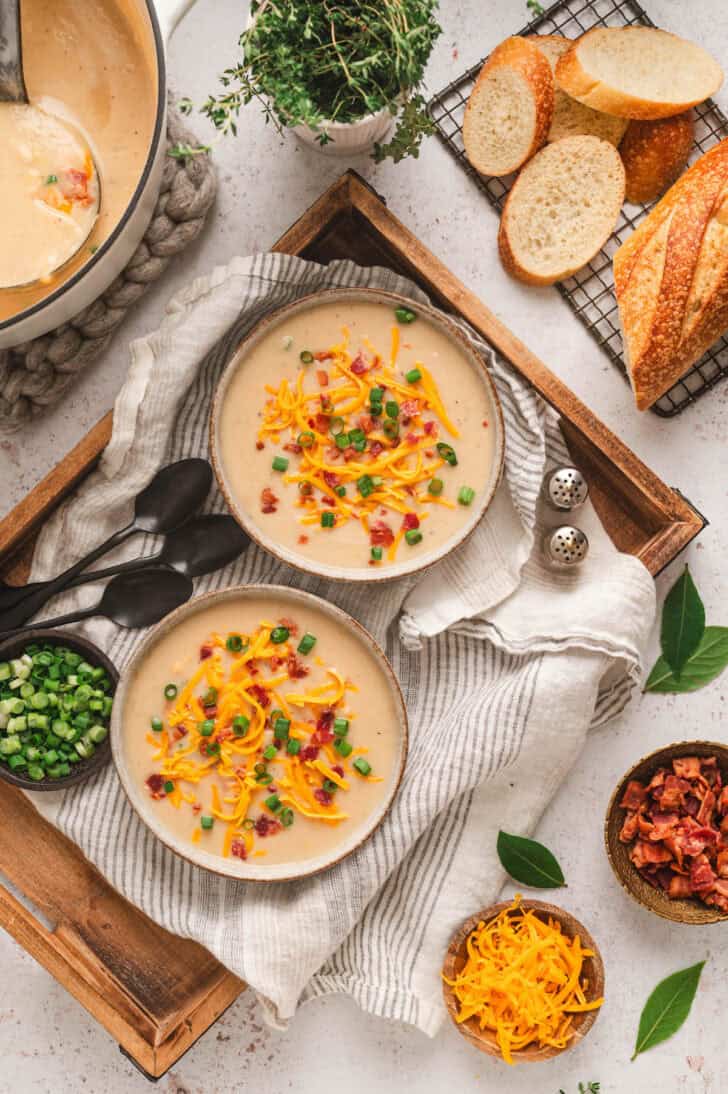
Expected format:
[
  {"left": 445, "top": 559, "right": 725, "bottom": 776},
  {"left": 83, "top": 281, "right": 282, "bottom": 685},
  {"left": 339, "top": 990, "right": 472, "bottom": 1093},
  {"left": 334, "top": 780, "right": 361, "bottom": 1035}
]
[
  {"left": 604, "top": 739, "right": 728, "bottom": 925},
  {"left": 110, "top": 582, "right": 409, "bottom": 882},
  {"left": 442, "top": 898, "right": 604, "bottom": 1063},
  {"left": 209, "top": 286, "right": 506, "bottom": 585},
  {"left": 0, "top": 628, "right": 117, "bottom": 791}
]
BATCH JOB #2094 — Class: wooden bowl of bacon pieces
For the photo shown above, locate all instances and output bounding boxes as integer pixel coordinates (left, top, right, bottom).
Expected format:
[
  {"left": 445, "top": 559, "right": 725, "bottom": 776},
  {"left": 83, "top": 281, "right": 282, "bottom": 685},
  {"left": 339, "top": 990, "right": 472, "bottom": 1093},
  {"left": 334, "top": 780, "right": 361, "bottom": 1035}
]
[
  {"left": 441, "top": 897, "right": 604, "bottom": 1064},
  {"left": 605, "top": 740, "right": 728, "bottom": 924}
]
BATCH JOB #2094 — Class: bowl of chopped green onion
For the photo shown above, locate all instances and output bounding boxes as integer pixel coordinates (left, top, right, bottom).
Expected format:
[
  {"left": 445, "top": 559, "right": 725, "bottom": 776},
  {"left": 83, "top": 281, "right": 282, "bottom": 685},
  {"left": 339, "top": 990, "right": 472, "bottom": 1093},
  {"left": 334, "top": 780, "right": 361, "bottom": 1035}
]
[{"left": 0, "top": 630, "right": 117, "bottom": 790}]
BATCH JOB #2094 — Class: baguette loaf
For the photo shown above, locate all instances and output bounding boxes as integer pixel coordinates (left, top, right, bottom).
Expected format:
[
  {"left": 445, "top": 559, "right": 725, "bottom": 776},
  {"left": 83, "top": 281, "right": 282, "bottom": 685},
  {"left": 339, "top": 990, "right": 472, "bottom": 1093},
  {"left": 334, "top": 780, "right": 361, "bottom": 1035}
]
[
  {"left": 620, "top": 113, "right": 694, "bottom": 205},
  {"left": 530, "top": 35, "right": 628, "bottom": 146},
  {"left": 555, "top": 27, "right": 723, "bottom": 120},
  {"left": 499, "top": 135, "right": 625, "bottom": 285},
  {"left": 463, "top": 36, "right": 553, "bottom": 176},
  {"left": 614, "top": 138, "right": 728, "bottom": 410}
]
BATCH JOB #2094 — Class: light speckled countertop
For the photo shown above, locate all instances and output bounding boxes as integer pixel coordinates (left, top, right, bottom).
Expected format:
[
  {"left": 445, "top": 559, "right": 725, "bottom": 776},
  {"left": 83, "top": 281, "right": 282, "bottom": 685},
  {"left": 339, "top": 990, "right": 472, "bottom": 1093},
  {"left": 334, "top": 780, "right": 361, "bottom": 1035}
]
[{"left": 2, "top": 1, "right": 727, "bottom": 1091}]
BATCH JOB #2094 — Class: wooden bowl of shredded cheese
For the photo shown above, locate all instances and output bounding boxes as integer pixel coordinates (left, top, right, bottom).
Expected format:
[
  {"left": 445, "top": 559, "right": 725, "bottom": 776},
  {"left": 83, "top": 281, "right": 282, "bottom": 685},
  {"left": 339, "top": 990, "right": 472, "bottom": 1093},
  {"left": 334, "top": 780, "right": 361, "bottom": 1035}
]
[{"left": 442, "top": 896, "right": 604, "bottom": 1064}]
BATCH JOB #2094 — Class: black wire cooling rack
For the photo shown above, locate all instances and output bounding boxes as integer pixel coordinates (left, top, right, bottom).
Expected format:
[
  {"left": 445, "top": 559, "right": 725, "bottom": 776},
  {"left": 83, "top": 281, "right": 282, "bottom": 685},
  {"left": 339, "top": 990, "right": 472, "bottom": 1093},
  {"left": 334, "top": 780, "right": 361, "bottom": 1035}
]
[{"left": 428, "top": 0, "right": 728, "bottom": 417}]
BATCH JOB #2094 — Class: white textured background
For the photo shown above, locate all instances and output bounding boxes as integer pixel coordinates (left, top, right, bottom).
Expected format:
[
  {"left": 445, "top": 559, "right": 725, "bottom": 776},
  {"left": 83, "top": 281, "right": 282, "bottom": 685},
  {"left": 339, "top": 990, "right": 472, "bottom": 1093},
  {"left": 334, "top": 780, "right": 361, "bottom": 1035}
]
[{"left": 1, "top": 1, "right": 727, "bottom": 1091}]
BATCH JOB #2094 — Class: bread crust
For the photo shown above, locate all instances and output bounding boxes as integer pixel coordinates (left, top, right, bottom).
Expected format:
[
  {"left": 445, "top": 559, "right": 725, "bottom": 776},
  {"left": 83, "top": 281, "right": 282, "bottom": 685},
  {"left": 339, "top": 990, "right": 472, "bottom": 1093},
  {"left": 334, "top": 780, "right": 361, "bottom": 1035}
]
[
  {"left": 498, "top": 135, "right": 625, "bottom": 286},
  {"left": 463, "top": 36, "right": 554, "bottom": 176},
  {"left": 555, "top": 27, "right": 723, "bottom": 120},
  {"left": 531, "top": 34, "right": 629, "bottom": 146},
  {"left": 621, "top": 114, "right": 694, "bottom": 204},
  {"left": 614, "top": 139, "right": 728, "bottom": 409}
]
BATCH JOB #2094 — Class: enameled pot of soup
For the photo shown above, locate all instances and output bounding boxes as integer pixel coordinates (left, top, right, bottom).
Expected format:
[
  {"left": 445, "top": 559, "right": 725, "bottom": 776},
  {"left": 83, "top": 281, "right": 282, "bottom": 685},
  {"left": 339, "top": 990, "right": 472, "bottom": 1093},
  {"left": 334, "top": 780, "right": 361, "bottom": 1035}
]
[
  {"left": 210, "top": 288, "right": 506, "bottom": 583},
  {"left": 111, "top": 585, "right": 408, "bottom": 881},
  {"left": 0, "top": 0, "right": 198, "bottom": 349}
]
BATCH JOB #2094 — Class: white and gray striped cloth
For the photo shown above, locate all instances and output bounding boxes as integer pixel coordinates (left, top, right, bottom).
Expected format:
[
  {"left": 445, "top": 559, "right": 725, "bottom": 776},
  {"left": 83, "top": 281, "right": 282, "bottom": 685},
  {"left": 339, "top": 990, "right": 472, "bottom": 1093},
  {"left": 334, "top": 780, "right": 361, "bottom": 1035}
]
[{"left": 30, "top": 255, "right": 655, "bottom": 1034}]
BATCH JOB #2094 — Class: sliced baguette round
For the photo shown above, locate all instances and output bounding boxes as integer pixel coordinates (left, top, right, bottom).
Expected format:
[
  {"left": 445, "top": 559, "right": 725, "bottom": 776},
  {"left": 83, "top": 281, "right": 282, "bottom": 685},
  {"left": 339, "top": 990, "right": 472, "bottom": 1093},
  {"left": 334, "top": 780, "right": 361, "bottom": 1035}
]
[
  {"left": 530, "top": 35, "right": 628, "bottom": 146},
  {"left": 498, "top": 135, "right": 625, "bottom": 285},
  {"left": 555, "top": 27, "right": 723, "bottom": 120},
  {"left": 463, "top": 36, "right": 553, "bottom": 176},
  {"left": 621, "top": 113, "right": 694, "bottom": 204}
]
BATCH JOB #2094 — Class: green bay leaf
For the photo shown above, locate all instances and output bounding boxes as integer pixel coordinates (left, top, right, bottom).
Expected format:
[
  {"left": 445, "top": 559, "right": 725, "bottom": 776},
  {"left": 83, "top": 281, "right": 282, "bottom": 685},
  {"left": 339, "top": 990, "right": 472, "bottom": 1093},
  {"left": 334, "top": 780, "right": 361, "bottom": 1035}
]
[
  {"left": 632, "top": 961, "right": 705, "bottom": 1060},
  {"left": 496, "top": 830, "right": 565, "bottom": 888},
  {"left": 645, "top": 626, "right": 728, "bottom": 693},
  {"left": 660, "top": 566, "right": 705, "bottom": 676}
]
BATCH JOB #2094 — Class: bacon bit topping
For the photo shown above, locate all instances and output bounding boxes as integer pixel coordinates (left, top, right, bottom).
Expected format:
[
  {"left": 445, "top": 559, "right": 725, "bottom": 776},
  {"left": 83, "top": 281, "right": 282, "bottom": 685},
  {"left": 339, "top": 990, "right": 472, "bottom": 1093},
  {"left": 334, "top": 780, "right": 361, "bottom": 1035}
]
[
  {"left": 482, "top": 420, "right": 489, "bottom": 428},
  {"left": 358, "top": 414, "right": 375, "bottom": 434},
  {"left": 145, "top": 774, "right": 165, "bottom": 799},
  {"left": 260, "top": 487, "right": 279, "bottom": 514},
  {"left": 256, "top": 440, "right": 265, "bottom": 450},
  {"left": 370, "top": 520, "right": 395, "bottom": 547},
  {"left": 192, "top": 802, "right": 202, "bottom": 814},
  {"left": 315, "top": 412, "right": 331, "bottom": 432},
  {"left": 316, "top": 370, "right": 329, "bottom": 387},
  {"left": 405, "top": 432, "right": 419, "bottom": 445},
  {"left": 230, "top": 839, "right": 247, "bottom": 860},
  {"left": 423, "top": 420, "right": 437, "bottom": 436},
  {"left": 314, "top": 789, "right": 332, "bottom": 806},
  {"left": 298, "top": 534, "right": 309, "bottom": 545},
  {"left": 300, "top": 745, "right": 320, "bottom": 762},
  {"left": 401, "top": 398, "right": 420, "bottom": 416},
  {"left": 314, "top": 350, "right": 333, "bottom": 361},
  {"left": 286, "top": 653, "right": 309, "bottom": 679},
  {"left": 249, "top": 683, "right": 271, "bottom": 709},
  {"left": 255, "top": 815, "right": 281, "bottom": 837},
  {"left": 173, "top": 726, "right": 187, "bottom": 741},
  {"left": 323, "top": 471, "right": 340, "bottom": 489},
  {"left": 369, "top": 441, "right": 384, "bottom": 457},
  {"left": 284, "top": 442, "right": 303, "bottom": 455},
  {"left": 59, "top": 168, "right": 91, "bottom": 204},
  {"left": 619, "top": 755, "right": 728, "bottom": 912},
  {"left": 402, "top": 513, "right": 420, "bottom": 531},
  {"left": 351, "top": 353, "right": 368, "bottom": 375},
  {"left": 199, "top": 645, "right": 213, "bottom": 660}
]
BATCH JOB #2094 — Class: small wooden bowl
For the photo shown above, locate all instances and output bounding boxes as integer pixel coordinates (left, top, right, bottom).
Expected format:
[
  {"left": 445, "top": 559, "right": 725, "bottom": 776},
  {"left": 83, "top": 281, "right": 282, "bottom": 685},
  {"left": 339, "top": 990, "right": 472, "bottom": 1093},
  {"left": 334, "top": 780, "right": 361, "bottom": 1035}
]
[
  {"left": 442, "top": 900, "right": 604, "bottom": 1063},
  {"left": 0, "top": 629, "right": 117, "bottom": 791},
  {"left": 605, "top": 740, "right": 728, "bottom": 925}
]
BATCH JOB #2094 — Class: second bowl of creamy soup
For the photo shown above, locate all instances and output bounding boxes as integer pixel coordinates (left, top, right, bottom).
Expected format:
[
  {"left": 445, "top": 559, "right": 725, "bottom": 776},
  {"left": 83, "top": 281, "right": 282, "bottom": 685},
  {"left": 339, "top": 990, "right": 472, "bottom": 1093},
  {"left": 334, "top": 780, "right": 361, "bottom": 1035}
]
[
  {"left": 112, "top": 586, "right": 408, "bottom": 881},
  {"left": 210, "top": 289, "right": 505, "bottom": 581}
]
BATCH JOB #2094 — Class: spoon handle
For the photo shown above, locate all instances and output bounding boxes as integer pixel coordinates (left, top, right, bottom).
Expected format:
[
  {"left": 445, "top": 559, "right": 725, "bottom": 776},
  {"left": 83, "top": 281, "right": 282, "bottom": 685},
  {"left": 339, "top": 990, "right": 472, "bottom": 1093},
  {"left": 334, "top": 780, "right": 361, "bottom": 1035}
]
[
  {"left": 0, "top": 1, "right": 28, "bottom": 104},
  {"left": 0, "top": 523, "right": 137, "bottom": 631},
  {"left": 0, "top": 605, "right": 97, "bottom": 639}
]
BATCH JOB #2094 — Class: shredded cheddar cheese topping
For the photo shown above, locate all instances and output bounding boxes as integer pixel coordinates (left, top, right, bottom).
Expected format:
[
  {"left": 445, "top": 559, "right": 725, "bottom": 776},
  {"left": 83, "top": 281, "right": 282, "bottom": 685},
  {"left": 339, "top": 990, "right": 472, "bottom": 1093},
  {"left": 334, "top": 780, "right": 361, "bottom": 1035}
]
[
  {"left": 144, "top": 618, "right": 382, "bottom": 860},
  {"left": 257, "top": 320, "right": 466, "bottom": 563},
  {"left": 443, "top": 896, "right": 604, "bottom": 1064}
]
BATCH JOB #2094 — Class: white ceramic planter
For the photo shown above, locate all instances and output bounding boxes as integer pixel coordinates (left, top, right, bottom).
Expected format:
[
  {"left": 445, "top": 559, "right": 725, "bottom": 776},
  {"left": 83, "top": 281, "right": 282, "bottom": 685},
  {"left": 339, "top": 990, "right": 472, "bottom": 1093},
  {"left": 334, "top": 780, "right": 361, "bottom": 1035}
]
[{"left": 292, "top": 107, "right": 395, "bottom": 157}]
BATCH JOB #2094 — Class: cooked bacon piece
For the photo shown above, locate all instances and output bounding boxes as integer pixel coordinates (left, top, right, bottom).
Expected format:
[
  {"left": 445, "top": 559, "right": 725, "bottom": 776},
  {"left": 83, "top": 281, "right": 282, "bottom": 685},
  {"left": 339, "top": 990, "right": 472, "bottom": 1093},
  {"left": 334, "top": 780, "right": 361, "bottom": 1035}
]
[
  {"left": 402, "top": 513, "right": 420, "bottom": 532},
  {"left": 718, "top": 787, "right": 728, "bottom": 815},
  {"left": 647, "top": 813, "right": 680, "bottom": 841},
  {"left": 350, "top": 353, "right": 368, "bottom": 375},
  {"left": 659, "top": 774, "right": 690, "bottom": 810},
  {"left": 423, "top": 420, "right": 437, "bottom": 436},
  {"left": 690, "top": 857, "right": 716, "bottom": 893},
  {"left": 59, "top": 168, "right": 91, "bottom": 203},
  {"left": 145, "top": 774, "right": 165, "bottom": 799},
  {"left": 315, "top": 412, "right": 331, "bottom": 432},
  {"left": 647, "top": 767, "right": 668, "bottom": 793},
  {"left": 323, "top": 471, "right": 340, "bottom": 490},
  {"left": 249, "top": 684, "right": 270, "bottom": 709},
  {"left": 298, "top": 534, "right": 309, "bottom": 545},
  {"left": 358, "top": 414, "right": 375, "bottom": 434},
  {"left": 673, "top": 756, "right": 702, "bottom": 779},
  {"left": 316, "top": 370, "right": 329, "bottom": 387},
  {"left": 668, "top": 874, "right": 693, "bottom": 899},
  {"left": 370, "top": 520, "right": 395, "bottom": 548},
  {"left": 620, "top": 780, "right": 648, "bottom": 811},
  {"left": 278, "top": 617, "right": 299, "bottom": 636},
  {"left": 230, "top": 839, "right": 247, "bottom": 860},
  {"left": 255, "top": 815, "right": 281, "bottom": 837},
  {"left": 299, "top": 745, "right": 319, "bottom": 762},
  {"left": 369, "top": 441, "right": 384, "bottom": 457},
  {"left": 199, "top": 644, "right": 213, "bottom": 660},
  {"left": 697, "top": 789, "right": 716, "bottom": 826},
  {"left": 619, "top": 811, "right": 640, "bottom": 843},
  {"left": 313, "top": 788, "right": 332, "bottom": 806},
  {"left": 405, "top": 431, "right": 419, "bottom": 445},
  {"left": 256, "top": 440, "right": 265, "bottom": 451},
  {"left": 716, "top": 849, "right": 728, "bottom": 877},
  {"left": 286, "top": 653, "right": 309, "bottom": 679},
  {"left": 260, "top": 487, "right": 279, "bottom": 514},
  {"left": 284, "top": 442, "right": 303, "bottom": 455},
  {"left": 630, "top": 839, "right": 673, "bottom": 869}
]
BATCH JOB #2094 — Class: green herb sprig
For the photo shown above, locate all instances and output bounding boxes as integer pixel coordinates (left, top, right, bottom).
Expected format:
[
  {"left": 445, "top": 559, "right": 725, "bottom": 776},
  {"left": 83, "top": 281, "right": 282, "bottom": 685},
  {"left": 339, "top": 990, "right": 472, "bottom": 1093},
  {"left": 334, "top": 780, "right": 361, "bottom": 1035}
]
[
  {"left": 200, "top": 0, "right": 442, "bottom": 162},
  {"left": 644, "top": 565, "right": 728, "bottom": 693}
]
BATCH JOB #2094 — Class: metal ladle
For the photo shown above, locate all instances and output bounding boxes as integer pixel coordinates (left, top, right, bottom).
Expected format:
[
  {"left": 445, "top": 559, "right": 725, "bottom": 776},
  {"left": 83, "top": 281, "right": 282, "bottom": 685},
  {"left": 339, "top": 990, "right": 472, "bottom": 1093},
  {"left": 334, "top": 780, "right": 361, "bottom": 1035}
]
[{"left": 0, "top": 0, "right": 101, "bottom": 288}]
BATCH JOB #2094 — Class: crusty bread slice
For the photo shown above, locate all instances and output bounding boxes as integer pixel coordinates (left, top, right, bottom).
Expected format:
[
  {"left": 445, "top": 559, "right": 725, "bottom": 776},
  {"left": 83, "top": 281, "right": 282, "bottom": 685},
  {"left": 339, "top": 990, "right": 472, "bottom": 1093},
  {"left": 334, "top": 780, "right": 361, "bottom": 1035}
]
[
  {"left": 498, "top": 135, "right": 625, "bottom": 285},
  {"left": 620, "top": 113, "right": 694, "bottom": 204},
  {"left": 614, "top": 138, "right": 728, "bottom": 410},
  {"left": 555, "top": 27, "right": 723, "bottom": 120},
  {"left": 530, "top": 35, "right": 628, "bottom": 146},
  {"left": 463, "top": 37, "right": 553, "bottom": 176}
]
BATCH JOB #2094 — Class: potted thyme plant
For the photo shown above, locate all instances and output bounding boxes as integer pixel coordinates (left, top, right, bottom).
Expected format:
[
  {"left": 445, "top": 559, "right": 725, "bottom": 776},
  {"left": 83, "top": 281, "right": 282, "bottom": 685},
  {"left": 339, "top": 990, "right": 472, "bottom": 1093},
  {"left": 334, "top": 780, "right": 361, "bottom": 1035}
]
[{"left": 201, "top": 0, "right": 443, "bottom": 160}]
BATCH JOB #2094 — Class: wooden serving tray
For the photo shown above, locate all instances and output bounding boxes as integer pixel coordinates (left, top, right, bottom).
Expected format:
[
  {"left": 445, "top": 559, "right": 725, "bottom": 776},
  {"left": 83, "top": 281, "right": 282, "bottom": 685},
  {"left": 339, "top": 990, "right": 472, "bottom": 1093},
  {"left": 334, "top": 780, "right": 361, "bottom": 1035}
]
[{"left": 0, "top": 170, "right": 706, "bottom": 1078}]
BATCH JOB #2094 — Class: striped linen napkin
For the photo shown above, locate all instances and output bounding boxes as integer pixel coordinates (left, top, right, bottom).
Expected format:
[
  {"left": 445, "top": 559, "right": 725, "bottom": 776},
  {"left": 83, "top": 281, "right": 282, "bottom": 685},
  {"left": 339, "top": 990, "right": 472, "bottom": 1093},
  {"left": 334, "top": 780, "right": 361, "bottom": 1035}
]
[{"left": 28, "top": 254, "right": 655, "bottom": 1035}]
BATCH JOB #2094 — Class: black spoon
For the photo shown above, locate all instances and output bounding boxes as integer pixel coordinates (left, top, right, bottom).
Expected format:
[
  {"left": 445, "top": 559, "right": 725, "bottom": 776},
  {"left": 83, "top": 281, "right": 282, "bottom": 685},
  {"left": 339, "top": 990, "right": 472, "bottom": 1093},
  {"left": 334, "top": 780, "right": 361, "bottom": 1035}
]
[
  {"left": 0, "top": 458, "right": 212, "bottom": 626},
  {"left": 57, "top": 514, "right": 248, "bottom": 592},
  {"left": 0, "top": 569, "right": 194, "bottom": 638}
]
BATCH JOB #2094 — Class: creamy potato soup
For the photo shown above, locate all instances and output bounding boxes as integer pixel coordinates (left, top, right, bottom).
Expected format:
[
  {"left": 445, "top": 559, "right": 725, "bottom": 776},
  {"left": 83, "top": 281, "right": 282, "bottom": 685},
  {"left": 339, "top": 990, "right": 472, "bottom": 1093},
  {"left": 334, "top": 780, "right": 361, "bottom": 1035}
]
[
  {"left": 0, "top": 0, "right": 157, "bottom": 318},
  {"left": 123, "top": 593, "right": 403, "bottom": 867},
  {"left": 217, "top": 298, "right": 496, "bottom": 572}
]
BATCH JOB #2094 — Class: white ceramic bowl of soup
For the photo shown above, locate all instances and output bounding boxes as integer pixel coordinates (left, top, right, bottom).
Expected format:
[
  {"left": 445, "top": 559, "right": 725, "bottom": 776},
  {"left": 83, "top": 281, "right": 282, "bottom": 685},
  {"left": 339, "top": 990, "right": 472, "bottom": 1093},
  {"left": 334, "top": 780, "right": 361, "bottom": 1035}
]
[
  {"left": 111, "top": 585, "right": 408, "bottom": 882},
  {"left": 210, "top": 289, "right": 505, "bottom": 583},
  {"left": 0, "top": 0, "right": 198, "bottom": 349}
]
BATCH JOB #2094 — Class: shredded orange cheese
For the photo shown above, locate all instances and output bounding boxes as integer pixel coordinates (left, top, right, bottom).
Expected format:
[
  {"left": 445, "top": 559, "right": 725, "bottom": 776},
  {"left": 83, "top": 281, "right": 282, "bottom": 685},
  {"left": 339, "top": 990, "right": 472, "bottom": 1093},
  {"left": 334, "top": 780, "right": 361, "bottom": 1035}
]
[
  {"left": 443, "top": 896, "right": 603, "bottom": 1064},
  {"left": 256, "top": 322, "right": 466, "bottom": 562}
]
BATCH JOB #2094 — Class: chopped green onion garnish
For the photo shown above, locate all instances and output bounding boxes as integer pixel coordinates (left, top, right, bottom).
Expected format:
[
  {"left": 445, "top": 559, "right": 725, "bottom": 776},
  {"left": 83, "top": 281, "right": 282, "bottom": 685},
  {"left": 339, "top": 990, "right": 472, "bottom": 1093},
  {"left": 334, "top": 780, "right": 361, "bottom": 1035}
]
[
  {"left": 200, "top": 815, "right": 214, "bottom": 830},
  {"left": 164, "top": 683, "right": 178, "bottom": 700},
  {"left": 265, "top": 794, "right": 282, "bottom": 813},
  {"left": 164, "top": 780, "right": 175, "bottom": 794},
  {"left": 334, "top": 433, "right": 350, "bottom": 449},
  {"left": 263, "top": 745, "right": 277, "bottom": 760},
  {"left": 405, "top": 529, "right": 423, "bottom": 545},
  {"left": 280, "top": 807, "right": 294, "bottom": 827},
  {"left": 255, "top": 772, "right": 273, "bottom": 785},
  {"left": 353, "top": 757, "right": 372, "bottom": 776},
  {"left": 357, "top": 474, "right": 375, "bottom": 498},
  {"left": 226, "top": 634, "right": 244, "bottom": 652},
  {"left": 383, "top": 419, "right": 399, "bottom": 440},
  {"left": 45, "top": 174, "right": 58, "bottom": 185},
  {"left": 394, "top": 306, "right": 416, "bottom": 324},
  {"left": 352, "top": 438, "right": 367, "bottom": 452},
  {"left": 458, "top": 486, "right": 475, "bottom": 506},
  {"left": 321, "top": 511, "right": 335, "bottom": 528},
  {"left": 242, "top": 817, "right": 255, "bottom": 830},
  {"left": 329, "top": 416, "right": 346, "bottom": 435},
  {"left": 233, "top": 714, "right": 250, "bottom": 736},
  {"left": 335, "top": 738, "right": 353, "bottom": 758},
  {"left": 323, "top": 779, "right": 338, "bottom": 793},
  {"left": 286, "top": 738, "right": 301, "bottom": 755},
  {"left": 333, "top": 717, "right": 349, "bottom": 736},
  {"left": 428, "top": 478, "right": 444, "bottom": 496},
  {"left": 201, "top": 687, "right": 217, "bottom": 707},
  {"left": 273, "top": 717, "right": 290, "bottom": 739},
  {"left": 297, "top": 431, "right": 315, "bottom": 448},
  {"left": 272, "top": 455, "right": 289, "bottom": 472},
  {"left": 300, "top": 350, "right": 314, "bottom": 364},
  {"left": 385, "top": 400, "right": 399, "bottom": 419},
  {"left": 199, "top": 719, "right": 215, "bottom": 736},
  {"left": 297, "top": 633, "right": 317, "bottom": 655},
  {"left": 436, "top": 442, "right": 458, "bottom": 466},
  {"left": 335, "top": 485, "right": 346, "bottom": 497},
  {"left": 371, "top": 546, "right": 383, "bottom": 562},
  {"left": 270, "top": 626, "right": 289, "bottom": 644},
  {"left": 151, "top": 717, "right": 163, "bottom": 732},
  {"left": 299, "top": 481, "right": 313, "bottom": 496},
  {"left": 370, "top": 387, "right": 384, "bottom": 401},
  {"left": 405, "top": 368, "right": 422, "bottom": 384}
]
